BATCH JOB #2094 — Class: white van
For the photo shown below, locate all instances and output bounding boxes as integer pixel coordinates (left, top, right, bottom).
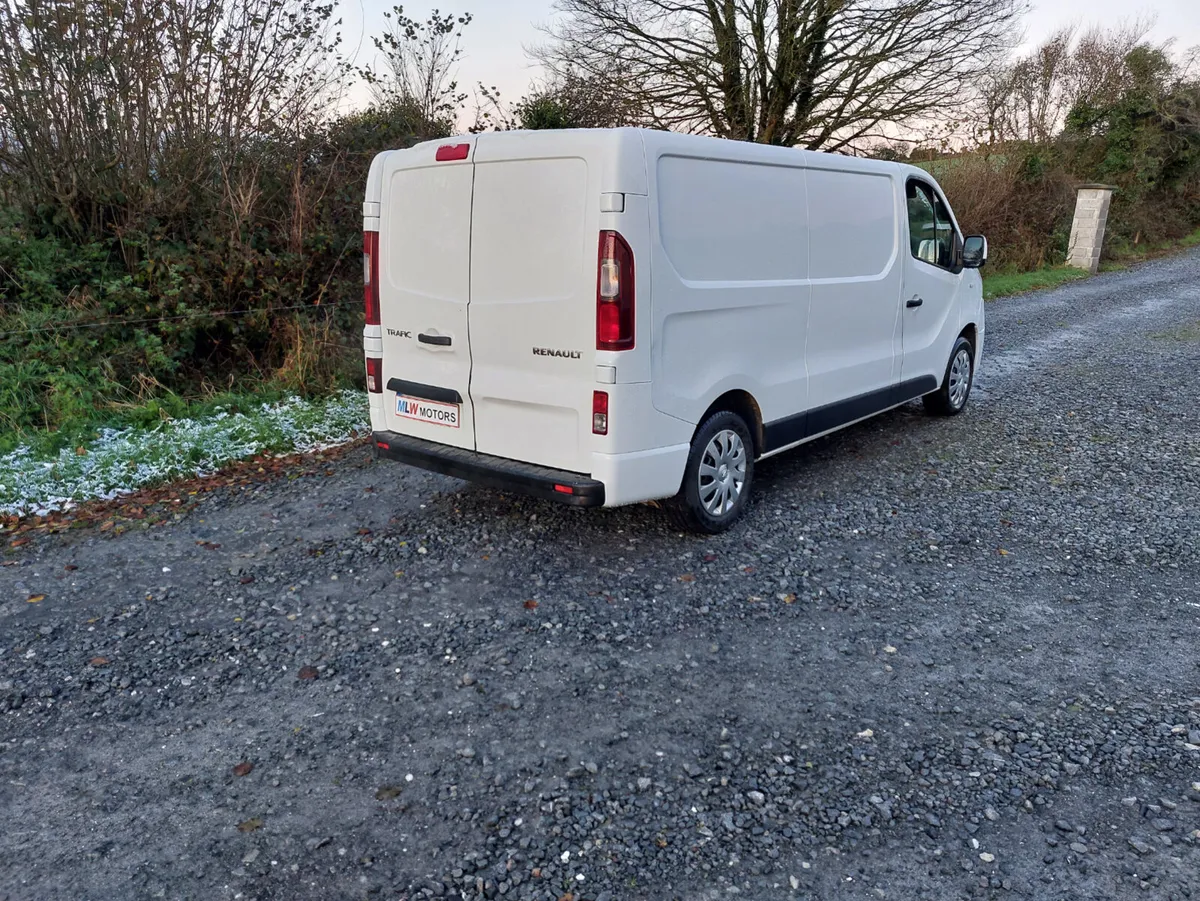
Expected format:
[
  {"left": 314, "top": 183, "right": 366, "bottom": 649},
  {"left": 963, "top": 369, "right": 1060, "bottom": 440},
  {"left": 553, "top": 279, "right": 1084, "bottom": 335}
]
[{"left": 363, "top": 128, "right": 987, "bottom": 533}]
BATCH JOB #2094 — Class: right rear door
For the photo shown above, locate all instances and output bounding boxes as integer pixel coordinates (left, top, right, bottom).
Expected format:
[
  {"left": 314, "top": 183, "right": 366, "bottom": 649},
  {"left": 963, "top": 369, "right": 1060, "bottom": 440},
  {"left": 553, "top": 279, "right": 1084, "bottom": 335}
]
[
  {"left": 467, "top": 132, "right": 622, "bottom": 474},
  {"left": 377, "top": 140, "right": 477, "bottom": 449}
]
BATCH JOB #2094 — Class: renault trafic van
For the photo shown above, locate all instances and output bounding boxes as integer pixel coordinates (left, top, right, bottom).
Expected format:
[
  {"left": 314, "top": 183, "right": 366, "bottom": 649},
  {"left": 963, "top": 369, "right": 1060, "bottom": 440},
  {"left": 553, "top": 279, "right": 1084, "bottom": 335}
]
[{"left": 364, "top": 128, "right": 987, "bottom": 533}]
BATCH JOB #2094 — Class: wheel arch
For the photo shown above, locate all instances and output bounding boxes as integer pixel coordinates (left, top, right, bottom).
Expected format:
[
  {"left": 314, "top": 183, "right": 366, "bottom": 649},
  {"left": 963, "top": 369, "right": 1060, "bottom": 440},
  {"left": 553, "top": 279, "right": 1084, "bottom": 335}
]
[{"left": 697, "top": 390, "right": 765, "bottom": 458}]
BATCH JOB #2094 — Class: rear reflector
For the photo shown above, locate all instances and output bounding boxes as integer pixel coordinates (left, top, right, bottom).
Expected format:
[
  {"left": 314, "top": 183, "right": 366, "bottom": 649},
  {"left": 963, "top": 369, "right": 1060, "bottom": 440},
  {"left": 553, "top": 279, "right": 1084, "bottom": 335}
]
[
  {"left": 365, "top": 357, "right": 383, "bottom": 393},
  {"left": 592, "top": 390, "right": 609, "bottom": 435},
  {"left": 376, "top": 441, "right": 389, "bottom": 450},
  {"left": 554, "top": 484, "right": 575, "bottom": 495},
  {"left": 363, "top": 230, "right": 380, "bottom": 326},
  {"left": 597, "top": 231, "right": 635, "bottom": 350},
  {"left": 435, "top": 143, "right": 470, "bottom": 162}
]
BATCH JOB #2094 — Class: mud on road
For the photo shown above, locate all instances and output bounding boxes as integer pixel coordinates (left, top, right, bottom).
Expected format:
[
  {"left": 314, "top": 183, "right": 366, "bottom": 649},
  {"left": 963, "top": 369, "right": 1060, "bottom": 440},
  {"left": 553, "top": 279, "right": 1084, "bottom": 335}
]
[{"left": 3, "top": 250, "right": 1200, "bottom": 901}]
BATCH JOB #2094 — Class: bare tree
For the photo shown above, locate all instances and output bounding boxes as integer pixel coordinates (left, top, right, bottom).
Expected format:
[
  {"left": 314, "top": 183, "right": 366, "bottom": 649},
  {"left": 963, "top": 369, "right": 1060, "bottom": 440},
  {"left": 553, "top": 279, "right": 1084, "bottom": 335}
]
[
  {"left": 978, "top": 20, "right": 1155, "bottom": 144},
  {"left": 363, "top": 6, "right": 472, "bottom": 133},
  {"left": 0, "top": 0, "right": 344, "bottom": 239},
  {"left": 534, "top": 0, "right": 1026, "bottom": 150}
]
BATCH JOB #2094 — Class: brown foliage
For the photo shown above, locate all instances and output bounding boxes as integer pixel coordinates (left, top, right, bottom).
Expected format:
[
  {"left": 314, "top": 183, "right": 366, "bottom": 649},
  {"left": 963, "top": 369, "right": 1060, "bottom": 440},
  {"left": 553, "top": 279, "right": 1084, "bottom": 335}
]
[{"left": 935, "top": 151, "right": 1077, "bottom": 271}]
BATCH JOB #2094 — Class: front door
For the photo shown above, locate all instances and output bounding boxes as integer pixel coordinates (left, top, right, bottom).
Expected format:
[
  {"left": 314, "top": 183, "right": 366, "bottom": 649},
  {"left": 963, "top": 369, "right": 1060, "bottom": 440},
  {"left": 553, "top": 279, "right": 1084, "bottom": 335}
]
[{"left": 901, "top": 178, "right": 963, "bottom": 388}]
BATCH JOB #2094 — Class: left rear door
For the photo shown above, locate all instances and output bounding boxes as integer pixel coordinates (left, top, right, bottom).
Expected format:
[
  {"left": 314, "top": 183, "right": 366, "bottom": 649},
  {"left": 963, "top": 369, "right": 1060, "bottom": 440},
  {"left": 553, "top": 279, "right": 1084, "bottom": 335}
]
[{"left": 377, "top": 141, "right": 477, "bottom": 449}]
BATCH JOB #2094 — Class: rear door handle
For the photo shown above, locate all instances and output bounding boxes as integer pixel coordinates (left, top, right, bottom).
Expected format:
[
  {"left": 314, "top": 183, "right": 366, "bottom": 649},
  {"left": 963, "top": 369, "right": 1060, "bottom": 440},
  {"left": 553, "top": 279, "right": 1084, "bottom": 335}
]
[
  {"left": 906, "top": 296, "right": 924, "bottom": 308},
  {"left": 418, "top": 333, "right": 451, "bottom": 346}
]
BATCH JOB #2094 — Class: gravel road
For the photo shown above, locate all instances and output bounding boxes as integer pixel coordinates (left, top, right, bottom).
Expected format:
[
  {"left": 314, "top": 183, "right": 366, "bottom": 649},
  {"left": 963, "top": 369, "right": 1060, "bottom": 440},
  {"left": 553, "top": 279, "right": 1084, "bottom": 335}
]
[{"left": 3, "top": 250, "right": 1199, "bottom": 901}]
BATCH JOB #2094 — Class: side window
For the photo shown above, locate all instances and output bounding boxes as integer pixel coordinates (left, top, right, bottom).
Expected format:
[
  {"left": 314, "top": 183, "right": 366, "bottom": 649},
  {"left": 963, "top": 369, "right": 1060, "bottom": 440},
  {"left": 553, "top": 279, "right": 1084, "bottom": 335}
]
[
  {"left": 930, "top": 190, "right": 956, "bottom": 268},
  {"left": 906, "top": 180, "right": 957, "bottom": 269}
]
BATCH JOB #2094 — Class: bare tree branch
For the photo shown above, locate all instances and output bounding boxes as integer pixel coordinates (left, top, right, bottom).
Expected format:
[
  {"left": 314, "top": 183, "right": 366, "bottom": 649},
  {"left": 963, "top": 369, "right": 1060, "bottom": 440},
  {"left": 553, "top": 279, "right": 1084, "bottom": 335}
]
[{"left": 533, "top": 0, "right": 1026, "bottom": 148}]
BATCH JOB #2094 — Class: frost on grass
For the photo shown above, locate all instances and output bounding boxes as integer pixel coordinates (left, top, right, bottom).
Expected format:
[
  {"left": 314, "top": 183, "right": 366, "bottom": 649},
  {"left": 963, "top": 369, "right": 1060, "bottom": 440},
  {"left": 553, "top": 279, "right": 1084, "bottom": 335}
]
[{"left": 0, "top": 390, "right": 369, "bottom": 517}]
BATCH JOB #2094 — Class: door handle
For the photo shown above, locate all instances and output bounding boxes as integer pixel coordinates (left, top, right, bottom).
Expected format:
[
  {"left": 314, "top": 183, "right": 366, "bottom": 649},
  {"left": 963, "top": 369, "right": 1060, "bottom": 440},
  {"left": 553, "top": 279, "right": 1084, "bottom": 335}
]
[
  {"left": 417, "top": 332, "right": 451, "bottom": 346},
  {"left": 906, "top": 296, "right": 924, "bottom": 309}
]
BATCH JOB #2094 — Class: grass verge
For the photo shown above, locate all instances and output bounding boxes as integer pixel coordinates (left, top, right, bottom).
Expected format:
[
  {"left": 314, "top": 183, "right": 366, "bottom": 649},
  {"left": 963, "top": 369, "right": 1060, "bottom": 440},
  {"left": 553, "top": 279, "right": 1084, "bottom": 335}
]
[
  {"left": 982, "top": 266, "right": 1091, "bottom": 300},
  {"left": 983, "top": 226, "right": 1200, "bottom": 300},
  {"left": 0, "top": 390, "right": 369, "bottom": 517}
]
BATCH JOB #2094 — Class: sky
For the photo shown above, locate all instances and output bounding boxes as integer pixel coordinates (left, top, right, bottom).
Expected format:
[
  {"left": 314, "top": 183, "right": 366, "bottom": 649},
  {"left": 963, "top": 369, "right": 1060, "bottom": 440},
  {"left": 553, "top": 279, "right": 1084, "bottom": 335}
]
[{"left": 335, "top": 0, "right": 1200, "bottom": 119}]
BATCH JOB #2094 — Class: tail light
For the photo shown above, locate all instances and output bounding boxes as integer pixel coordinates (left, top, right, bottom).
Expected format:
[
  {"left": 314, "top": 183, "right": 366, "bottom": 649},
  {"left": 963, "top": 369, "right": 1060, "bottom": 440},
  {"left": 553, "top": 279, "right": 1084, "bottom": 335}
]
[
  {"left": 592, "top": 390, "right": 609, "bottom": 435},
  {"left": 597, "top": 231, "right": 635, "bottom": 351},
  {"left": 363, "top": 230, "right": 380, "bottom": 326},
  {"left": 365, "top": 357, "right": 383, "bottom": 393}
]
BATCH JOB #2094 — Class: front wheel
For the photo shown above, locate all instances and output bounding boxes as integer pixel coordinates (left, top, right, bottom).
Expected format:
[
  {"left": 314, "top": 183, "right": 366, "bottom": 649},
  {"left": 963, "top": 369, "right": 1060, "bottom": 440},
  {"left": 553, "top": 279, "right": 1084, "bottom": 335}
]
[
  {"left": 924, "top": 336, "right": 975, "bottom": 416},
  {"left": 668, "top": 411, "right": 755, "bottom": 534}
]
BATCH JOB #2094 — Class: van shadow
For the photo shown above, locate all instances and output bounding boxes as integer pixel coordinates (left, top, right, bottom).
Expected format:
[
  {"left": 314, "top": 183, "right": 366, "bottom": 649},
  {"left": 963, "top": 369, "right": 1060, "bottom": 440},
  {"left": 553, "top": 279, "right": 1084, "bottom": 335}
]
[{"left": 398, "top": 399, "right": 960, "bottom": 546}]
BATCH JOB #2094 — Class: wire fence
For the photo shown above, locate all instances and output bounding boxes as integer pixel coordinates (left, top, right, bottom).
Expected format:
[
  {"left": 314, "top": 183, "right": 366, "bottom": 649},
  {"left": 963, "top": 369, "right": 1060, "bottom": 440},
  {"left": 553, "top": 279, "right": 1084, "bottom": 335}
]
[{"left": 0, "top": 299, "right": 359, "bottom": 340}]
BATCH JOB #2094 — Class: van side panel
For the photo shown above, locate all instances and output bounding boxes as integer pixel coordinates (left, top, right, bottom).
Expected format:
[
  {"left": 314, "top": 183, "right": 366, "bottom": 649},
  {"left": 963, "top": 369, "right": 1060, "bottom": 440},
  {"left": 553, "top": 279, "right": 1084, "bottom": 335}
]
[
  {"left": 803, "top": 164, "right": 902, "bottom": 414},
  {"left": 649, "top": 151, "right": 811, "bottom": 433}
]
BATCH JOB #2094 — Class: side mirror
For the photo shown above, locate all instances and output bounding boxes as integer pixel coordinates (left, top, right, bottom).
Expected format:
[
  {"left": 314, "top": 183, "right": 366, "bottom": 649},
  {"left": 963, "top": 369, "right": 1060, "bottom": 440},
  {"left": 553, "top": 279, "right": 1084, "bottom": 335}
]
[{"left": 962, "top": 235, "right": 988, "bottom": 269}]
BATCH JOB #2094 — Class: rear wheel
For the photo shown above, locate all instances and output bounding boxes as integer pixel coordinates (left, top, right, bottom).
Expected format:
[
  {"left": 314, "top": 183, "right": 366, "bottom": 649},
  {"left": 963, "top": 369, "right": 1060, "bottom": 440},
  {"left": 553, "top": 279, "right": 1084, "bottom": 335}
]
[
  {"left": 924, "top": 336, "right": 975, "bottom": 416},
  {"left": 668, "top": 411, "right": 755, "bottom": 534}
]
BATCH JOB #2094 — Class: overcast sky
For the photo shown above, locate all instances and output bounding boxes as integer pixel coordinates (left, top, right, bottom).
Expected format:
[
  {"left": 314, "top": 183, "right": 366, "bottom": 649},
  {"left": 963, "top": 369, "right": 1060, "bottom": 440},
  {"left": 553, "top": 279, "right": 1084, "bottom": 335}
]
[{"left": 335, "top": 0, "right": 1200, "bottom": 117}]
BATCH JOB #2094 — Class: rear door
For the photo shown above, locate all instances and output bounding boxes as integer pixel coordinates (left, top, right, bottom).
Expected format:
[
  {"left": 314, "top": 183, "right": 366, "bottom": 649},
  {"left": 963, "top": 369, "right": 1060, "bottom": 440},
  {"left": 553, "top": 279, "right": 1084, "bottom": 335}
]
[
  {"left": 467, "top": 134, "right": 605, "bottom": 473},
  {"left": 377, "top": 140, "right": 477, "bottom": 449}
]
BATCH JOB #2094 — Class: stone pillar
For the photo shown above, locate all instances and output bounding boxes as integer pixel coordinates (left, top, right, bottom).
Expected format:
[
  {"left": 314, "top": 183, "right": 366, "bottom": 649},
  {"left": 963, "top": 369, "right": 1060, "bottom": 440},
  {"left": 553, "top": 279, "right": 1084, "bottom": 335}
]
[{"left": 1066, "top": 184, "right": 1115, "bottom": 275}]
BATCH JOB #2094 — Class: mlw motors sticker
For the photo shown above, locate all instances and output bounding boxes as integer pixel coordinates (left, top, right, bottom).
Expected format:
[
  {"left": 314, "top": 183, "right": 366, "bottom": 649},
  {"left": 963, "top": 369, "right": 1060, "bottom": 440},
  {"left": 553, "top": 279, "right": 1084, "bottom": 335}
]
[{"left": 396, "top": 395, "right": 459, "bottom": 428}]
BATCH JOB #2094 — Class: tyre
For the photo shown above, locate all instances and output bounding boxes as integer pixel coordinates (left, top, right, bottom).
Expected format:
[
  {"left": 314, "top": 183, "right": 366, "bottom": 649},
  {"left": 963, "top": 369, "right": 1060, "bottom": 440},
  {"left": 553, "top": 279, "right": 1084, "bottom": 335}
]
[
  {"left": 924, "top": 336, "right": 975, "bottom": 416},
  {"left": 668, "top": 410, "right": 755, "bottom": 534}
]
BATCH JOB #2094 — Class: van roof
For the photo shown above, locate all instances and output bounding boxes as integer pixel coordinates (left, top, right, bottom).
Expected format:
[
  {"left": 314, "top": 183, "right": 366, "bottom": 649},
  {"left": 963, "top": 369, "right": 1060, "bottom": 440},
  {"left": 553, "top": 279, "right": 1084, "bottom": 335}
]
[{"left": 420, "top": 128, "right": 911, "bottom": 176}]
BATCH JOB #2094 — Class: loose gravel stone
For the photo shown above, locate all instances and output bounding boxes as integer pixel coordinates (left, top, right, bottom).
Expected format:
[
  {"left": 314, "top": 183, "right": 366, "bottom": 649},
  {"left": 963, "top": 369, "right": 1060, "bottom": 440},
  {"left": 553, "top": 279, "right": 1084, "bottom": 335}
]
[{"left": 3, "top": 251, "right": 1200, "bottom": 900}]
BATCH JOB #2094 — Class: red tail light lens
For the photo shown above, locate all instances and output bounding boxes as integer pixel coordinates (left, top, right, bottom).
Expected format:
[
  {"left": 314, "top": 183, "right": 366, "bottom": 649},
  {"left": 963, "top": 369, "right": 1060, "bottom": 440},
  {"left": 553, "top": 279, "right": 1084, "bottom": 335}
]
[
  {"left": 435, "top": 143, "right": 470, "bottom": 162},
  {"left": 365, "top": 357, "right": 383, "bottom": 393},
  {"left": 596, "top": 231, "right": 635, "bottom": 351},
  {"left": 363, "top": 230, "right": 380, "bottom": 326},
  {"left": 592, "top": 390, "right": 609, "bottom": 435}
]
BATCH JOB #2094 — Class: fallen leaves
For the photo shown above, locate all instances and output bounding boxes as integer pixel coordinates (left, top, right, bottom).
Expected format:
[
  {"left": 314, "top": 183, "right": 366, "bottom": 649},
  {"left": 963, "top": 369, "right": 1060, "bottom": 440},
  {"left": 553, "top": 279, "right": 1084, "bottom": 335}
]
[
  {"left": 196, "top": 540, "right": 221, "bottom": 551},
  {"left": 375, "top": 785, "right": 403, "bottom": 800},
  {"left": 998, "top": 548, "right": 1011, "bottom": 556},
  {"left": 779, "top": 593, "right": 796, "bottom": 604},
  {"left": 26, "top": 594, "right": 44, "bottom": 603},
  {"left": 523, "top": 600, "right": 539, "bottom": 610},
  {"left": 238, "top": 576, "right": 255, "bottom": 585},
  {"left": 232, "top": 762, "right": 254, "bottom": 777},
  {"left": 297, "top": 665, "right": 319, "bottom": 681},
  {"left": 678, "top": 573, "right": 696, "bottom": 583},
  {"left": 88, "top": 656, "right": 110, "bottom": 667},
  {"left": 236, "top": 818, "right": 263, "bottom": 833}
]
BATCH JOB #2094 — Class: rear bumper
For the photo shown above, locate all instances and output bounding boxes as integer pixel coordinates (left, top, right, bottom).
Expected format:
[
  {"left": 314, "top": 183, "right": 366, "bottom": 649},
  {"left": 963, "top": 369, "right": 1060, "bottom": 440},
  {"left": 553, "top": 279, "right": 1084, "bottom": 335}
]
[{"left": 372, "top": 431, "right": 605, "bottom": 508}]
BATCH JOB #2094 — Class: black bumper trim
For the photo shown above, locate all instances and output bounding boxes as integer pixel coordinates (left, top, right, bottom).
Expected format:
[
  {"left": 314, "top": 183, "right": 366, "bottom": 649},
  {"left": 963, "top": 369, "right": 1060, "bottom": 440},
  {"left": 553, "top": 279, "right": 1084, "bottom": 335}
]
[
  {"left": 372, "top": 431, "right": 605, "bottom": 508},
  {"left": 386, "top": 378, "right": 463, "bottom": 404}
]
